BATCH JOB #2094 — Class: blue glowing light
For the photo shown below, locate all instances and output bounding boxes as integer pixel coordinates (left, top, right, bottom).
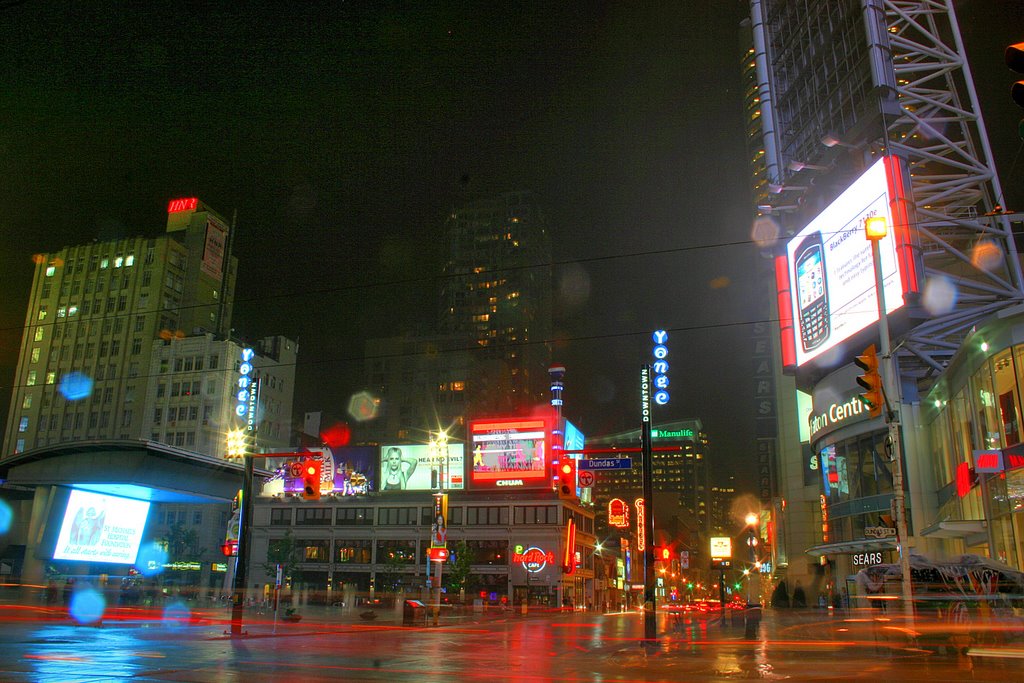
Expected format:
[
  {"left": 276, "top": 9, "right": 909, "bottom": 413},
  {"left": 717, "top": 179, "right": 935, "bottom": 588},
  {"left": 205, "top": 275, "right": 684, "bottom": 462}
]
[
  {"left": 162, "top": 599, "right": 192, "bottom": 627},
  {"left": 135, "top": 543, "right": 169, "bottom": 577},
  {"left": 0, "top": 499, "right": 11, "bottom": 534},
  {"left": 58, "top": 372, "right": 94, "bottom": 401},
  {"left": 69, "top": 587, "right": 106, "bottom": 624}
]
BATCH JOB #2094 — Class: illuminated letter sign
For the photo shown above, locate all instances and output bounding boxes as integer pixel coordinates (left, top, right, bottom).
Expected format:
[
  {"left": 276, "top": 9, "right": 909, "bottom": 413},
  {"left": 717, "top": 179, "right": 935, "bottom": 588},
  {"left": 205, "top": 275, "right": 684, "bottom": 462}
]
[
  {"left": 640, "top": 368, "right": 651, "bottom": 424},
  {"left": 236, "top": 348, "right": 259, "bottom": 433},
  {"left": 973, "top": 449, "right": 1004, "bottom": 473},
  {"left": 635, "top": 498, "right": 646, "bottom": 551},
  {"left": 651, "top": 330, "right": 670, "bottom": 404},
  {"left": 513, "top": 545, "right": 555, "bottom": 573},
  {"left": 608, "top": 498, "right": 630, "bottom": 528},
  {"left": 167, "top": 197, "right": 198, "bottom": 213}
]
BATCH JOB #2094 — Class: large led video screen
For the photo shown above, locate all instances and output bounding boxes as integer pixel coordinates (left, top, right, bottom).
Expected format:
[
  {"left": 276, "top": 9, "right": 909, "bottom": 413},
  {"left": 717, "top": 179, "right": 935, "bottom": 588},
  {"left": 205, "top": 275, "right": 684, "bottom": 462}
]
[
  {"left": 53, "top": 489, "right": 151, "bottom": 565},
  {"left": 469, "top": 417, "right": 551, "bottom": 488},
  {"left": 779, "top": 156, "right": 916, "bottom": 367},
  {"left": 379, "top": 444, "right": 465, "bottom": 491}
]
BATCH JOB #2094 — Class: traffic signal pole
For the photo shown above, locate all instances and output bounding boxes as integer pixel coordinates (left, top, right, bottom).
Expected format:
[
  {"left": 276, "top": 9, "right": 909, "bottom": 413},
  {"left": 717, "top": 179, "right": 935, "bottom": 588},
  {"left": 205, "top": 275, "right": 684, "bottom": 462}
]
[
  {"left": 230, "top": 452, "right": 255, "bottom": 636},
  {"left": 867, "top": 228, "right": 914, "bottom": 622}
]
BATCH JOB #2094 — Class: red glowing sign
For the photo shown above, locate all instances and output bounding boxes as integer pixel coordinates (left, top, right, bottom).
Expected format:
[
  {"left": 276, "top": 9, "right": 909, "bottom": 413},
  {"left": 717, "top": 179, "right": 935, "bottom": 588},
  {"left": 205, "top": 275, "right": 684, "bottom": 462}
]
[
  {"left": 608, "top": 498, "right": 630, "bottom": 528},
  {"left": 427, "top": 547, "right": 449, "bottom": 562},
  {"left": 956, "top": 461, "right": 976, "bottom": 498},
  {"left": 635, "top": 498, "right": 646, "bottom": 551},
  {"left": 562, "top": 517, "right": 577, "bottom": 575},
  {"left": 973, "top": 449, "right": 1004, "bottom": 474},
  {"left": 513, "top": 546, "right": 555, "bottom": 573},
  {"left": 167, "top": 197, "right": 198, "bottom": 213}
]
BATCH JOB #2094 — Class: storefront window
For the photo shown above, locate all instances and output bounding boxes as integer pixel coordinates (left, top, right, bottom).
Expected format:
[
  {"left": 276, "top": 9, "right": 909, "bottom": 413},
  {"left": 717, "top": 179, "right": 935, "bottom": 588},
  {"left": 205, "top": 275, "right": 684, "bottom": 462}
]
[
  {"left": 970, "top": 360, "right": 1001, "bottom": 449},
  {"left": 376, "top": 539, "right": 417, "bottom": 564},
  {"left": 950, "top": 387, "right": 974, "bottom": 465},
  {"left": 928, "top": 409, "right": 955, "bottom": 493}
]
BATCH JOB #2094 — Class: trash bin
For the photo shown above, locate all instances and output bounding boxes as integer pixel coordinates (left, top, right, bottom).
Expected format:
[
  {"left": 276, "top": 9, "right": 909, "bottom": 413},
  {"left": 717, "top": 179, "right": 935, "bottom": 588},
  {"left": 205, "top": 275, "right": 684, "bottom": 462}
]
[
  {"left": 403, "top": 599, "right": 426, "bottom": 626},
  {"left": 743, "top": 605, "right": 761, "bottom": 639}
]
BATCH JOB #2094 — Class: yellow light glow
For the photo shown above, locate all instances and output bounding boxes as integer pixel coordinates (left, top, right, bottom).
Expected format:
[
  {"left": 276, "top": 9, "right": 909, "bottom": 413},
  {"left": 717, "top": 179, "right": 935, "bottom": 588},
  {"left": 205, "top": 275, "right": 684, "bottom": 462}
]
[{"left": 865, "top": 216, "right": 888, "bottom": 241}]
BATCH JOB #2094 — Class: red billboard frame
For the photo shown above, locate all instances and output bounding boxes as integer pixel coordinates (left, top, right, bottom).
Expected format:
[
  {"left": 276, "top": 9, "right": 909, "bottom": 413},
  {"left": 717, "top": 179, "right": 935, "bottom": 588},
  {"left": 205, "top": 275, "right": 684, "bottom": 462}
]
[{"left": 468, "top": 416, "right": 552, "bottom": 489}]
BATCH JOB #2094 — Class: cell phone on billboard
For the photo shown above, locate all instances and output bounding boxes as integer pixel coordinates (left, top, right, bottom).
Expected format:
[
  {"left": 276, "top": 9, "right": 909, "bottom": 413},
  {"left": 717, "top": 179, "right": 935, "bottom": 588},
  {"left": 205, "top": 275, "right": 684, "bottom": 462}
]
[{"left": 794, "top": 231, "right": 830, "bottom": 352}]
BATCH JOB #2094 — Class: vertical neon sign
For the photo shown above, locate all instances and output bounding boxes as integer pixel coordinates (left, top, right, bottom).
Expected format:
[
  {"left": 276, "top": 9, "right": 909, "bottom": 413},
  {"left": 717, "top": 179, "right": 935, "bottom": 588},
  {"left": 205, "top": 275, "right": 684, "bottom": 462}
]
[
  {"left": 652, "top": 330, "right": 669, "bottom": 405},
  {"left": 635, "top": 497, "right": 646, "bottom": 552},
  {"left": 236, "top": 347, "right": 259, "bottom": 435}
]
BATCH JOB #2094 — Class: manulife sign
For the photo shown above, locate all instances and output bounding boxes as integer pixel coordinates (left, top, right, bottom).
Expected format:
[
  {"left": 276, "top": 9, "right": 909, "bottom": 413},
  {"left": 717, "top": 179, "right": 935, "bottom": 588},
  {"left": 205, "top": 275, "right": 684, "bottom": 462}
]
[{"left": 651, "top": 428, "right": 694, "bottom": 440}]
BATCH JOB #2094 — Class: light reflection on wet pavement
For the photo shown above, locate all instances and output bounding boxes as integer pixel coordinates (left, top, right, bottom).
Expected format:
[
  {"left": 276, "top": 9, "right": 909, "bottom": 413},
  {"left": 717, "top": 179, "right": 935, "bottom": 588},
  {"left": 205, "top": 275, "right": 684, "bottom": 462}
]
[{"left": 0, "top": 606, "right": 1022, "bottom": 681}]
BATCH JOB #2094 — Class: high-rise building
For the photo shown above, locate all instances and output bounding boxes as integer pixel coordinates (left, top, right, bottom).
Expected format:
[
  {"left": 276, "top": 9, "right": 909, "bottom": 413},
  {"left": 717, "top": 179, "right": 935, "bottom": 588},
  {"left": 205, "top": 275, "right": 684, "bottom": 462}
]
[
  {"left": 746, "top": 0, "right": 1024, "bottom": 592},
  {"left": 709, "top": 481, "right": 738, "bottom": 537},
  {"left": 588, "top": 420, "right": 711, "bottom": 535},
  {"left": 438, "top": 191, "right": 553, "bottom": 415},
  {"left": 3, "top": 198, "right": 296, "bottom": 459}
]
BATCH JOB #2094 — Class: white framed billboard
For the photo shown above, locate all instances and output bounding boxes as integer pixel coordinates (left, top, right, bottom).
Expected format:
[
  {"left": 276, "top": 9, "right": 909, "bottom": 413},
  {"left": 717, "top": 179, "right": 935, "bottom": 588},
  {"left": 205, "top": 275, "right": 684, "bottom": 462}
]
[
  {"left": 379, "top": 443, "right": 465, "bottom": 491},
  {"left": 53, "top": 489, "right": 151, "bottom": 565},
  {"left": 779, "top": 156, "right": 916, "bottom": 367}
]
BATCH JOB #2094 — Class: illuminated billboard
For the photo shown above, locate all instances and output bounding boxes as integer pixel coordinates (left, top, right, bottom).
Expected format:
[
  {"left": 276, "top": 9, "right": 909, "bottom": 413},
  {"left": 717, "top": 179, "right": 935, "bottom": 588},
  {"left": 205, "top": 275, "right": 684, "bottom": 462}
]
[
  {"left": 279, "top": 446, "right": 377, "bottom": 496},
  {"left": 379, "top": 444, "right": 465, "bottom": 491},
  {"left": 777, "top": 156, "right": 918, "bottom": 367},
  {"left": 53, "top": 489, "right": 151, "bottom": 565},
  {"left": 469, "top": 417, "right": 551, "bottom": 488}
]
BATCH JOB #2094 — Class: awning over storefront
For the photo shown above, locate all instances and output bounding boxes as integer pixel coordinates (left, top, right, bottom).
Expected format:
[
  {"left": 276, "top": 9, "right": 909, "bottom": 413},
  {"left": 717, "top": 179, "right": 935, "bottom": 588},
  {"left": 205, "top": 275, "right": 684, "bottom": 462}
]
[
  {"left": 805, "top": 537, "right": 897, "bottom": 557},
  {"left": 919, "top": 519, "right": 987, "bottom": 539}
]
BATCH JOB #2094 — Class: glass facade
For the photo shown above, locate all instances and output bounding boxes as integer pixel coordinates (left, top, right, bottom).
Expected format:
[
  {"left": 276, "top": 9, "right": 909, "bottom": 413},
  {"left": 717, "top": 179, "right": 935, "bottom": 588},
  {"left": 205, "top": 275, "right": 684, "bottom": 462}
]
[{"left": 925, "top": 339, "right": 1024, "bottom": 570}]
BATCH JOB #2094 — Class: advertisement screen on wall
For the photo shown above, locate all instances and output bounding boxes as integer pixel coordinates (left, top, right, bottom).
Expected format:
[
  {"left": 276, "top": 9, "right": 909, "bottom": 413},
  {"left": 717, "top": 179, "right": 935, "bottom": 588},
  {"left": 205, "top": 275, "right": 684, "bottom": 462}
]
[
  {"left": 469, "top": 416, "right": 551, "bottom": 488},
  {"left": 379, "top": 444, "right": 465, "bottom": 491},
  {"left": 281, "top": 446, "right": 378, "bottom": 495},
  {"left": 777, "top": 156, "right": 917, "bottom": 368},
  {"left": 52, "top": 489, "right": 151, "bottom": 565}
]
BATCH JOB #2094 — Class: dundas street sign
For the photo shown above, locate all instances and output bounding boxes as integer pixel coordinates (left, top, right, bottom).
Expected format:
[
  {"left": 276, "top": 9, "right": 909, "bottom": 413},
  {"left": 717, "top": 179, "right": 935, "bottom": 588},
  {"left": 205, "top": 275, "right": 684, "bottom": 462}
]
[{"left": 579, "top": 458, "right": 633, "bottom": 471}]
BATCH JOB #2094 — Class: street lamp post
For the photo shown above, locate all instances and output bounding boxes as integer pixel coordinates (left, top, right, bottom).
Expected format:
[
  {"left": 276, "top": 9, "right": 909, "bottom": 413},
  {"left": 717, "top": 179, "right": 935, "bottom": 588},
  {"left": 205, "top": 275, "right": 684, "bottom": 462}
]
[
  {"left": 864, "top": 216, "right": 914, "bottom": 620},
  {"left": 744, "top": 512, "right": 759, "bottom": 605}
]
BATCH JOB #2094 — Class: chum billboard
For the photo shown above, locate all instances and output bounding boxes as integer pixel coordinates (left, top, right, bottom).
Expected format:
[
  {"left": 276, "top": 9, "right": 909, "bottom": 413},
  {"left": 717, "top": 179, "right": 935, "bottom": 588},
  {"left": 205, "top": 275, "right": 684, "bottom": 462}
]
[
  {"left": 776, "top": 156, "right": 918, "bottom": 368},
  {"left": 469, "top": 416, "right": 551, "bottom": 488}
]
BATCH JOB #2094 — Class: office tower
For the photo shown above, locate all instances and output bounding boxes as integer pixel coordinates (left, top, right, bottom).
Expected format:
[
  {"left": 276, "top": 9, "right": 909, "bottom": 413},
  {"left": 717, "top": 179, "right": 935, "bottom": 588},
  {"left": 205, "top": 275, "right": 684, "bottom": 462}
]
[
  {"left": 3, "top": 198, "right": 296, "bottom": 458},
  {"left": 438, "top": 191, "right": 553, "bottom": 415}
]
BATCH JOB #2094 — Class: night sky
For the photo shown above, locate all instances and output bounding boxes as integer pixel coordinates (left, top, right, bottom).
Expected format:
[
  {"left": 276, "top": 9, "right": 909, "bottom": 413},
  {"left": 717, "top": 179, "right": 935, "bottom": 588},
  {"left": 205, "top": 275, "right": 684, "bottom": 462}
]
[{"left": 1, "top": 1, "right": 1021, "bottom": 494}]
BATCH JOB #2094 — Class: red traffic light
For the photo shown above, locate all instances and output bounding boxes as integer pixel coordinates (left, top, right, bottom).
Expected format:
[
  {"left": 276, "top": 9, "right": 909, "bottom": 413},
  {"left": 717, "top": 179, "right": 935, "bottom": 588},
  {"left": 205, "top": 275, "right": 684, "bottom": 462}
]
[
  {"left": 302, "top": 459, "right": 322, "bottom": 500},
  {"left": 557, "top": 458, "right": 576, "bottom": 499}
]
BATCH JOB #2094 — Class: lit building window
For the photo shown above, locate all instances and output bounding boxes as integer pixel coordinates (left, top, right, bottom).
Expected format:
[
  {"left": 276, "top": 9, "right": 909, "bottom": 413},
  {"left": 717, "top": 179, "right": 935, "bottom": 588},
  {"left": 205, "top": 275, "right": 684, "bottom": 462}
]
[
  {"left": 126, "top": 254, "right": 135, "bottom": 266},
  {"left": 101, "top": 258, "right": 109, "bottom": 269},
  {"left": 46, "top": 372, "right": 56, "bottom": 385},
  {"left": 19, "top": 417, "right": 29, "bottom": 432},
  {"left": 115, "top": 257, "right": 123, "bottom": 268},
  {"left": 45, "top": 266, "right": 55, "bottom": 277},
  {"left": 34, "top": 328, "right": 44, "bottom": 342},
  {"left": 27, "top": 371, "right": 37, "bottom": 386}
]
